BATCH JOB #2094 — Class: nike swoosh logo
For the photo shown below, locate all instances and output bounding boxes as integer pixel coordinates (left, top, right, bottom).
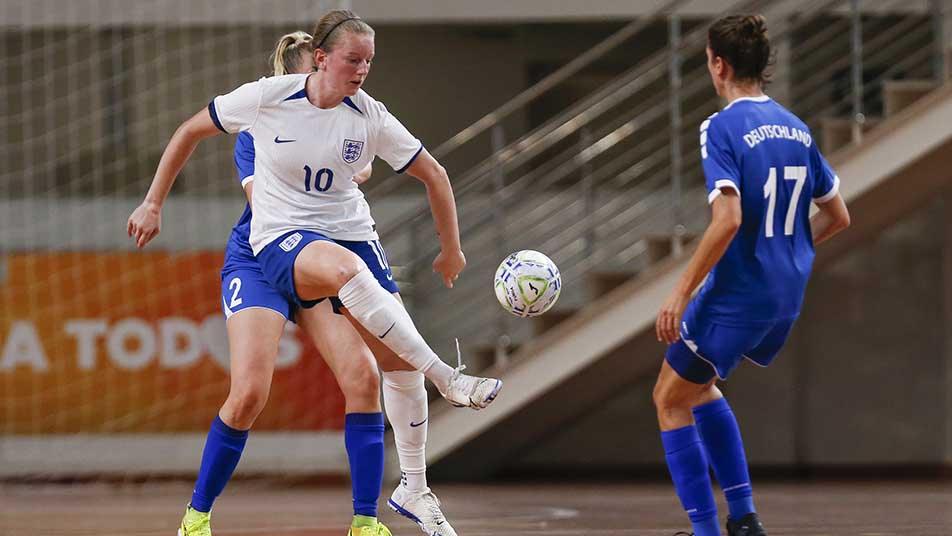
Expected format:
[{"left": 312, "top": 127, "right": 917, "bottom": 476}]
[
  {"left": 410, "top": 418, "right": 427, "bottom": 428},
  {"left": 378, "top": 321, "right": 396, "bottom": 338},
  {"left": 274, "top": 136, "right": 296, "bottom": 144}
]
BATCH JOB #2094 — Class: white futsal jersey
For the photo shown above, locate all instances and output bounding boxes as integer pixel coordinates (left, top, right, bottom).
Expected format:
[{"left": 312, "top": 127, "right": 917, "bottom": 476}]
[{"left": 210, "top": 73, "right": 423, "bottom": 254}]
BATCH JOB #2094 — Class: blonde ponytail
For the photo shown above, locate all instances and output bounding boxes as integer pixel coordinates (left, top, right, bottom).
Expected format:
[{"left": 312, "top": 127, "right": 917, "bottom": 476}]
[{"left": 270, "top": 31, "right": 314, "bottom": 76}]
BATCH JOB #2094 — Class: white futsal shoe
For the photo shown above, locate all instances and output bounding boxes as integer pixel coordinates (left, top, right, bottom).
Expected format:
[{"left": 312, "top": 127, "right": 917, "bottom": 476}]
[
  {"left": 388, "top": 484, "right": 458, "bottom": 536},
  {"left": 442, "top": 367, "right": 503, "bottom": 410},
  {"left": 439, "top": 339, "right": 503, "bottom": 410}
]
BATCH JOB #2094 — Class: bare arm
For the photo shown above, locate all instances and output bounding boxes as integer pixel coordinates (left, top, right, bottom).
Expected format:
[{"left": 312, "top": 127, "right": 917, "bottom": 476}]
[
  {"left": 404, "top": 149, "right": 465, "bottom": 288},
  {"left": 127, "top": 108, "right": 222, "bottom": 248},
  {"left": 656, "top": 190, "right": 742, "bottom": 344},
  {"left": 811, "top": 192, "right": 850, "bottom": 245}
]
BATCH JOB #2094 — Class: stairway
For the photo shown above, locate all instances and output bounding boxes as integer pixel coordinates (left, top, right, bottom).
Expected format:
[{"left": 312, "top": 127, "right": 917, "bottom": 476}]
[{"left": 417, "top": 80, "right": 952, "bottom": 479}]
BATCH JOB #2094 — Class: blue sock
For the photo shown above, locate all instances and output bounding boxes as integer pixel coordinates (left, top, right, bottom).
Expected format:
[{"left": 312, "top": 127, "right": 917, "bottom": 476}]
[
  {"left": 345, "top": 412, "right": 385, "bottom": 518},
  {"left": 694, "top": 397, "right": 755, "bottom": 520},
  {"left": 662, "top": 425, "right": 720, "bottom": 536},
  {"left": 190, "top": 415, "right": 249, "bottom": 512}
]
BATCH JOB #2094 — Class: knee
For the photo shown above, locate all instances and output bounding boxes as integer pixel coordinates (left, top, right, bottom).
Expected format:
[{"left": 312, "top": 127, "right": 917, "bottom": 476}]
[
  {"left": 651, "top": 381, "right": 669, "bottom": 411},
  {"left": 332, "top": 257, "right": 367, "bottom": 289},
  {"left": 652, "top": 380, "right": 685, "bottom": 413},
  {"left": 338, "top": 363, "right": 381, "bottom": 403},
  {"left": 296, "top": 246, "right": 367, "bottom": 296},
  {"left": 225, "top": 382, "right": 270, "bottom": 425}
]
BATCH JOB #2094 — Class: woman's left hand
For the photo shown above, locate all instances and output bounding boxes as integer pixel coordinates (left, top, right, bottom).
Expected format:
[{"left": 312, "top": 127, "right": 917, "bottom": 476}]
[{"left": 433, "top": 248, "right": 466, "bottom": 288}]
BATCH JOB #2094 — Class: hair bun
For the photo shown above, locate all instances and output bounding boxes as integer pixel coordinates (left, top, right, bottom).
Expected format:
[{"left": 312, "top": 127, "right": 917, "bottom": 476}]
[
  {"left": 707, "top": 14, "right": 772, "bottom": 85},
  {"left": 743, "top": 15, "right": 768, "bottom": 37}
]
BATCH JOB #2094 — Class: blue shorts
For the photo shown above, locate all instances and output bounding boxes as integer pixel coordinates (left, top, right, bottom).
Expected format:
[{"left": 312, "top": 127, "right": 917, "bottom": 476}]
[
  {"left": 665, "top": 301, "right": 797, "bottom": 384},
  {"left": 221, "top": 266, "right": 294, "bottom": 322},
  {"left": 256, "top": 229, "right": 400, "bottom": 312}
]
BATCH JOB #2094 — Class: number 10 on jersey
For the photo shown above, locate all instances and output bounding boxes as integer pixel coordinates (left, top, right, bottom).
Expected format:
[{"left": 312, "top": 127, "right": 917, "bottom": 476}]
[
  {"left": 303, "top": 165, "right": 334, "bottom": 193},
  {"left": 763, "top": 166, "right": 806, "bottom": 238}
]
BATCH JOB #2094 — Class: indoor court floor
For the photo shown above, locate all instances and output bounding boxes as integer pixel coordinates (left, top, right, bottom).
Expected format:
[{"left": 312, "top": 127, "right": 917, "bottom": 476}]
[{"left": 2, "top": 479, "right": 950, "bottom": 535}]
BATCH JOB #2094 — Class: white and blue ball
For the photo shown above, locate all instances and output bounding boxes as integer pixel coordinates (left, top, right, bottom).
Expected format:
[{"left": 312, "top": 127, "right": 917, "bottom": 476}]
[{"left": 493, "top": 250, "right": 561, "bottom": 318}]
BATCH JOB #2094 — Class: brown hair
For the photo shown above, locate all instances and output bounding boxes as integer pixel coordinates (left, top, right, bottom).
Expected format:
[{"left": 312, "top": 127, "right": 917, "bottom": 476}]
[
  {"left": 270, "top": 31, "right": 314, "bottom": 76},
  {"left": 708, "top": 14, "right": 773, "bottom": 85},
  {"left": 312, "top": 9, "right": 374, "bottom": 53}
]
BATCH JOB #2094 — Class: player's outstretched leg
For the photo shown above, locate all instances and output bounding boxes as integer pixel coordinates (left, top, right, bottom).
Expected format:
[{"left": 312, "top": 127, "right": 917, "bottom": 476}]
[
  {"left": 289, "top": 241, "right": 502, "bottom": 409},
  {"left": 338, "top": 268, "right": 501, "bottom": 409},
  {"left": 693, "top": 396, "right": 767, "bottom": 536}
]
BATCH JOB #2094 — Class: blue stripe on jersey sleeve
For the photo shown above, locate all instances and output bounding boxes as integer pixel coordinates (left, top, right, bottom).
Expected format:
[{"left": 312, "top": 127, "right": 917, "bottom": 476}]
[
  {"left": 208, "top": 100, "right": 227, "bottom": 133},
  {"left": 234, "top": 132, "right": 255, "bottom": 185},
  {"left": 395, "top": 144, "right": 424, "bottom": 174}
]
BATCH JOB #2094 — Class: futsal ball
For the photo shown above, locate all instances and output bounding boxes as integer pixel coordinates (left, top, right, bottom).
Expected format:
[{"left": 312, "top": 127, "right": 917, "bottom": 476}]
[{"left": 493, "top": 250, "right": 561, "bottom": 317}]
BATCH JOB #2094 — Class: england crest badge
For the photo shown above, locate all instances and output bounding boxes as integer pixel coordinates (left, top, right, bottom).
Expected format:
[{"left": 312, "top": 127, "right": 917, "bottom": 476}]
[{"left": 342, "top": 139, "right": 364, "bottom": 164}]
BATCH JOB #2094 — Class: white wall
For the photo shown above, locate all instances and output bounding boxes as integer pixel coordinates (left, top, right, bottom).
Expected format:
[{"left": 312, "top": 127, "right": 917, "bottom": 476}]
[{"left": 2, "top": 0, "right": 935, "bottom": 26}]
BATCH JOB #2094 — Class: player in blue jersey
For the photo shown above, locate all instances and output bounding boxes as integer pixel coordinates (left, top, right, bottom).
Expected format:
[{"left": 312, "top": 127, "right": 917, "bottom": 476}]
[{"left": 652, "top": 15, "right": 851, "bottom": 536}]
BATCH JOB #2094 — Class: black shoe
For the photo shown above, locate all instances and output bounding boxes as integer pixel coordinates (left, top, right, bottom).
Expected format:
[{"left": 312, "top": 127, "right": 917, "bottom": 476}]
[
  {"left": 726, "top": 513, "right": 767, "bottom": 536},
  {"left": 671, "top": 532, "right": 693, "bottom": 536}
]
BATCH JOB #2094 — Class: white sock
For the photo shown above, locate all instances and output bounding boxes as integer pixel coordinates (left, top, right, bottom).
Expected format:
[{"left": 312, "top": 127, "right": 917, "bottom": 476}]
[
  {"left": 338, "top": 269, "right": 455, "bottom": 392},
  {"left": 382, "top": 370, "right": 428, "bottom": 492}
]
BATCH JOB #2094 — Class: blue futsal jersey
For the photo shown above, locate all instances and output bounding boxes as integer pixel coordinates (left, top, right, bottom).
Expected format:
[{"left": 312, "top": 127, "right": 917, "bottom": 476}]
[
  {"left": 694, "top": 96, "right": 839, "bottom": 325},
  {"left": 222, "top": 132, "right": 258, "bottom": 274}
]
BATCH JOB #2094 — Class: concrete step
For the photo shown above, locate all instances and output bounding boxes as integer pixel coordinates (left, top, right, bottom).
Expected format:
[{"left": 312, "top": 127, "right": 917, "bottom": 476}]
[
  {"left": 471, "top": 340, "right": 519, "bottom": 373},
  {"left": 645, "top": 233, "right": 696, "bottom": 265},
  {"left": 532, "top": 308, "right": 578, "bottom": 336},
  {"left": 883, "top": 79, "right": 938, "bottom": 117},
  {"left": 587, "top": 270, "right": 638, "bottom": 299},
  {"left": 944, "top": 46, "right": 952, "bottom": 85},
  {"left": 819, "top": 116, "right": 882, "bottom": 155}
]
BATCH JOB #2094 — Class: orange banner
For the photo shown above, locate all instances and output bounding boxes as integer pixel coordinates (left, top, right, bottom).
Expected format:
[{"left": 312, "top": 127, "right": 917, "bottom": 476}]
[{"left": 0, "top": 252, "right": 345, "bottom": 433}]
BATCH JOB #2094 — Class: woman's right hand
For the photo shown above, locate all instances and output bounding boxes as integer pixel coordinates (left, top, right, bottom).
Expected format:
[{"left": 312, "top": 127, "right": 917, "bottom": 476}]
[{"left": 127, "top": 200, "right": 162, "bottom": 249}]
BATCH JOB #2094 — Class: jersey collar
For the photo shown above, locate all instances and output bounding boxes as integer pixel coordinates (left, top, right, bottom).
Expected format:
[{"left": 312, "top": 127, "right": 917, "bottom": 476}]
[{"left": 723, "top": 94, "right": 770, "bottom": 110}]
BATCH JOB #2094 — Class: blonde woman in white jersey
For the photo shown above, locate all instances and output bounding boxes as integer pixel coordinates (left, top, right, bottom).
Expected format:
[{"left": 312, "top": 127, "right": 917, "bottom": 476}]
[
  {"left": 143, "top": 31, "right": 460, "bottom": 536},
  {"left": 128, "top": 11, "right": 501, "bottom": 536}
]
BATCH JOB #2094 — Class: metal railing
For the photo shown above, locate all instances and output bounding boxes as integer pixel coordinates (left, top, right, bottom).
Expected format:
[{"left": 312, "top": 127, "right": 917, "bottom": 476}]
[
  {"left": 363, "top": 0, "right": 692, "bottom": 199},
  {"left": 374, "top": 0, "right": 946, "bottom": 364}
]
